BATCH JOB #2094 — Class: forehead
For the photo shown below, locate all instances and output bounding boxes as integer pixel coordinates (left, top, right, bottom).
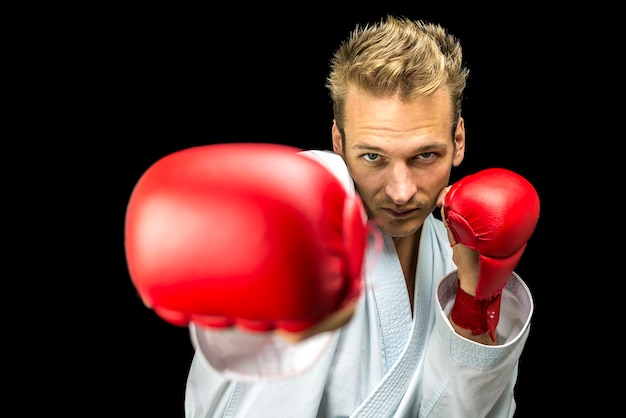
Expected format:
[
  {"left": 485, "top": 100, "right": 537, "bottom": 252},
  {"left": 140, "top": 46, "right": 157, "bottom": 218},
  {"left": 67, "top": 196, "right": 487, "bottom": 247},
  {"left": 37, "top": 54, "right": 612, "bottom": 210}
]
[{"left": 342, "top": 89, "right": 454, "bottom": 149}]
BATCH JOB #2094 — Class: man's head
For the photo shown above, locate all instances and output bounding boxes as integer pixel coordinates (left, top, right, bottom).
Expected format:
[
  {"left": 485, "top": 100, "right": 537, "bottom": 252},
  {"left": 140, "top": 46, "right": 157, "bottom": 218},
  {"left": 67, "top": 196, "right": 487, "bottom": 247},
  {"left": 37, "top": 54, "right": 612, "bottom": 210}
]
[{"left": 326, "top": 15, "right": 469, "bottom": 238}]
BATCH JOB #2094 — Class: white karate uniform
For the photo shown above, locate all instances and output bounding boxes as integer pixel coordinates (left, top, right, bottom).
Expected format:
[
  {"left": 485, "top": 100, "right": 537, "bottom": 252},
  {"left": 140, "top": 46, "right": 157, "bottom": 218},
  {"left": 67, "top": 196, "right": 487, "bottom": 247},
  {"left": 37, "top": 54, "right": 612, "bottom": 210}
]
[{"left": 184, "top": 150, "right": 533, "bottom": 418}]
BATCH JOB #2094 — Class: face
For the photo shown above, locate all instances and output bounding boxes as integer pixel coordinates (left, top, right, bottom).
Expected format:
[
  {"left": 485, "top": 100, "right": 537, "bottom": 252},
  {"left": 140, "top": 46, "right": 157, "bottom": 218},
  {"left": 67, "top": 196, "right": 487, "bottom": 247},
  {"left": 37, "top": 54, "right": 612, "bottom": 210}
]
[{"left": 332, "top": 88, "right": 465, "bottom": 238}]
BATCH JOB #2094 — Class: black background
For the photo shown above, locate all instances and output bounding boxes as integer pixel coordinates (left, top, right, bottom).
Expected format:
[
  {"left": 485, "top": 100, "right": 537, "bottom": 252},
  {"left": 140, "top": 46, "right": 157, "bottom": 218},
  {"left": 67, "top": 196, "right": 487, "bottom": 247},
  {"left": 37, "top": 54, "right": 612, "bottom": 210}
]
[{"left": 71, "top": 4, "right": 581, "bottom": 417}]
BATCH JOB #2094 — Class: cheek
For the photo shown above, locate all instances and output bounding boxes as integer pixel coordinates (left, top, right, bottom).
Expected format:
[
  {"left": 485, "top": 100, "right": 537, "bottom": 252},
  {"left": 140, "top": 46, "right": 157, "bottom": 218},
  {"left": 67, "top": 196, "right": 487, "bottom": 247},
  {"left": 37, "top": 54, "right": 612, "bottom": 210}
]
[
  {"left": 349, "top": 167, "right": 382, "bottom": 205},
  {"left": 421, "top": 165, "right": 452, "bottom": 199},
  {"left": 436, "top": 164, "right": 453, "bottom": 188}
]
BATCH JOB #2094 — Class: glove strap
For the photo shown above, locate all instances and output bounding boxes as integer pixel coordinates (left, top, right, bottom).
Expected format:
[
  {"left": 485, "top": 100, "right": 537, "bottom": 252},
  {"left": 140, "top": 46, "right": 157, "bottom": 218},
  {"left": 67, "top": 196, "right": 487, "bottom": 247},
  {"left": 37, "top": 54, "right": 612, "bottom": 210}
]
[{"left": 450, "top": 279, "right": 502, "bottom": 342}]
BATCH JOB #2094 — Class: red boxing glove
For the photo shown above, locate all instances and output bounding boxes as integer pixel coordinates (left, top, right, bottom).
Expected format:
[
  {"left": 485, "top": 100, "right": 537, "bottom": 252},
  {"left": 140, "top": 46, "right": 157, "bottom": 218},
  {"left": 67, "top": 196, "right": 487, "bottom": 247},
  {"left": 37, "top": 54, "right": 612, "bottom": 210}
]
[
  {"left": 444, "top": 168, "right": 540, "bottom": 340},
  {"left": 124, "top": 143, "right": 369, "bottom": 334}
]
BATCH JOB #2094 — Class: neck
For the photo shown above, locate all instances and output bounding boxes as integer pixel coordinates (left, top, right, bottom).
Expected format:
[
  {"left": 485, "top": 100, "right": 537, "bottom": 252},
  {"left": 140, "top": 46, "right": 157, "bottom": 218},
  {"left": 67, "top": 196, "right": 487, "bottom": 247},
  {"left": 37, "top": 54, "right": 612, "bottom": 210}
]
[{"left": 392, "top": 229, "right": 421, "bottom": 314}]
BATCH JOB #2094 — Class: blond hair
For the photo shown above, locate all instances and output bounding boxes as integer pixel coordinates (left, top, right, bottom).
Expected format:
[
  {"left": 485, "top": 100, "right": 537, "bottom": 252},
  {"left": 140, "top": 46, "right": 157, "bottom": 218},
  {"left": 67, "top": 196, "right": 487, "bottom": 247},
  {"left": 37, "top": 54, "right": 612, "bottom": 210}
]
[{"left": 326, "top": 15, "right": 469, "bottom": 135}]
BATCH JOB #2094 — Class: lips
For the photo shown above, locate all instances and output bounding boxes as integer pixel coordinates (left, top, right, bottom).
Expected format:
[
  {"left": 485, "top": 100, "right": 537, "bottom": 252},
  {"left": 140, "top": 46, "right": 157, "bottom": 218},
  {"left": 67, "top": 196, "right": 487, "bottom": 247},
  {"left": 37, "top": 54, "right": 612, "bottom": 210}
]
[{"left": 382, "top": 207, "right": 417, "bottom": 219}]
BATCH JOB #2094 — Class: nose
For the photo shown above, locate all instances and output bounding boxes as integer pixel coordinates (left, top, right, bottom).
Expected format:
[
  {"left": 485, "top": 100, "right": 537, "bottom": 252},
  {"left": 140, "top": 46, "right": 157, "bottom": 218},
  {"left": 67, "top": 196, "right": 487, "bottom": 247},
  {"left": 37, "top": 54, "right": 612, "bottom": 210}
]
[{"left": 385, "top": 163, "right": 417, "bottom": 205}]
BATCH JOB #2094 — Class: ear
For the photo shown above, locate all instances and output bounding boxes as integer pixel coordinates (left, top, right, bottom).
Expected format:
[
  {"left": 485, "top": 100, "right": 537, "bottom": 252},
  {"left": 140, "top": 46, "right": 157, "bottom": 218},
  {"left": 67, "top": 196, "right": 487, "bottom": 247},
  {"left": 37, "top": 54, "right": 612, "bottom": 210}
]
[
  {"left": 331, "top": 120, "right": 344, "bottom": 155},
  {"left": 452, "top": 117, "right": 466, "bottom": 167}
]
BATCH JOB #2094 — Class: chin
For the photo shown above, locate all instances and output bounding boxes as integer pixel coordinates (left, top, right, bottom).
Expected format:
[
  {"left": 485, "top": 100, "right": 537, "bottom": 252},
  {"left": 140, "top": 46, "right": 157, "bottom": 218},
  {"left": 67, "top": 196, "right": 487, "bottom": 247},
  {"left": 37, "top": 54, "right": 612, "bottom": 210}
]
[{"left": 378, "top": 220, "right": 422, "bottom": 238}]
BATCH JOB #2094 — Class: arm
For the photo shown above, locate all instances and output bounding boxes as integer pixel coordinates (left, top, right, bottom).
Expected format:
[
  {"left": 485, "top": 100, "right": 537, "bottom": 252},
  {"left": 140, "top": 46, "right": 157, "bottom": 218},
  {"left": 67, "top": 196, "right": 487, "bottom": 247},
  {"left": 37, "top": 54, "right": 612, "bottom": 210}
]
[
  {"left": 425, "top": 268, "right": 533, "bottom": 417},
  {"left": 446, "top": 244, "right": 495, "bottom": 344},
  {"left": 437, "top": 168, "right": 540, "bottom": 345},
  {"left": 124, "top": 143, "right": 371, "bottom": 378}
]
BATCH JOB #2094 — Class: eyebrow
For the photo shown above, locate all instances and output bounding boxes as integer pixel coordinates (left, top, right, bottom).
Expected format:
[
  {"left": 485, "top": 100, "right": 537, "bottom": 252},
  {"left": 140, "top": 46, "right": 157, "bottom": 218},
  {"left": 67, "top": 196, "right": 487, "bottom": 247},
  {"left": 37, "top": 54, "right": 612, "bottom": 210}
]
[
  {"left": 352, "top": 144, "right": 385, "bottom": 153},
  {"left": 351, "top": 142, "right": 447, "bottom": 153}
]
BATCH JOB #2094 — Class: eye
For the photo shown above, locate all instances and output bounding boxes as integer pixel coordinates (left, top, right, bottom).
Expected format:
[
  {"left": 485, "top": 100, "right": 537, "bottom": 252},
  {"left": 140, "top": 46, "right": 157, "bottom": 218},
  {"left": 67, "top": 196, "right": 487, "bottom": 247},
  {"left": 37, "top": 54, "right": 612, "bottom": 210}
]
[
  {"left": 417, "top": 152, "right": 435, "bottom": 161},
  {"left": 363, "top": 153, "right": 379, "bottom": 162}
]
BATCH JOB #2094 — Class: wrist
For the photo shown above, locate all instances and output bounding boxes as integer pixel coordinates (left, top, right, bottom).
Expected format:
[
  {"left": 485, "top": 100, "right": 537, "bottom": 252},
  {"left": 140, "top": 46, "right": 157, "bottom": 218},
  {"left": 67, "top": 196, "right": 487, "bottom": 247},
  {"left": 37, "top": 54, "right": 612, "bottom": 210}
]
[{"left": 450, "top": 278, "right": 501, "bottom": 342}]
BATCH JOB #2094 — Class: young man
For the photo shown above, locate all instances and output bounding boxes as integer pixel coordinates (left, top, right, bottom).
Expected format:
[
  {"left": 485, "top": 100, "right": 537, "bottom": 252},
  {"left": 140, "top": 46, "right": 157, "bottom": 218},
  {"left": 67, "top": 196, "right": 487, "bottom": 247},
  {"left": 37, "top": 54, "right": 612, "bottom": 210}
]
[{"left": 126, "top": 15, "right": 539, "bottom": 417}]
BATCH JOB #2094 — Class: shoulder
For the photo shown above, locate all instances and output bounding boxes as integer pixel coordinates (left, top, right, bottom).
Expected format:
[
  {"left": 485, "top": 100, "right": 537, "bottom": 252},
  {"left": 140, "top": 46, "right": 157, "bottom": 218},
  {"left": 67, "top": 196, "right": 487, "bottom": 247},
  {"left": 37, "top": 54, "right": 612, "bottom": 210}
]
[
  {"left": 426, "top": 213, "right": 447, "bottom": 236},
  {"left": 298, "top": 150, "right": 355, "bottom": 194},
  {"left": 423, "top": 213, "right": 454, "bottom": 260}
]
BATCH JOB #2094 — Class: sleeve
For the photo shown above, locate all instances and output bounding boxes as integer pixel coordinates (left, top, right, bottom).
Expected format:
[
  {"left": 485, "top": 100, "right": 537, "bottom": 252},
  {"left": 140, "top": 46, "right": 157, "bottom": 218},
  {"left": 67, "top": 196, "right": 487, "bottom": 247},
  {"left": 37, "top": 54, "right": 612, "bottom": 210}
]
[
  {"left": 299, "top": 149, "right": 355, "bottom": 194},
  {"left": 184, "top": 149, "right": 357, "bottom": 416},
  {"left": 186, "top": 149, "right": 354, "bottom": 382},
  {"left": 421, "top": 270, "right": 533, "bottom": 417},
  {"left": 188, "top": 325, "right": 335, "bottom": 381}
]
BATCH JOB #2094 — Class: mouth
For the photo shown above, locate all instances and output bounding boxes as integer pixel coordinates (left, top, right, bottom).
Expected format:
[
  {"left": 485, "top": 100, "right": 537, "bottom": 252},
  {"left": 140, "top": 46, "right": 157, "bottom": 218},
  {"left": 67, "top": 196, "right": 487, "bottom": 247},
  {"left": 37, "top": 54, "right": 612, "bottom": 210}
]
[{"left": 382, "top": 207, "right": 418, "bottom": 219}]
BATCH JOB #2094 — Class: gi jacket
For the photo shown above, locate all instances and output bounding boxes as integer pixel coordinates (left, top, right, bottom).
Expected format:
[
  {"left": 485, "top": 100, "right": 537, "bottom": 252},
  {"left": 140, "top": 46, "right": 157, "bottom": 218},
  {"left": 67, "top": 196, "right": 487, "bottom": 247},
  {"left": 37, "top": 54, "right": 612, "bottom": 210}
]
[{"left": 184, "top": 150, "right": 533, "bottom": 418}]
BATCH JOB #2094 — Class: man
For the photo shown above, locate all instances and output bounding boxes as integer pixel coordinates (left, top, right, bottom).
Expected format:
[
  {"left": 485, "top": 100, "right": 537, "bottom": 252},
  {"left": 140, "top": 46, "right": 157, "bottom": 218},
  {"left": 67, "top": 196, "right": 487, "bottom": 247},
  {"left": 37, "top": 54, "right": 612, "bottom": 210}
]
[{"left": 125, "top": 15, "right": 539, "bottom": 417}]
